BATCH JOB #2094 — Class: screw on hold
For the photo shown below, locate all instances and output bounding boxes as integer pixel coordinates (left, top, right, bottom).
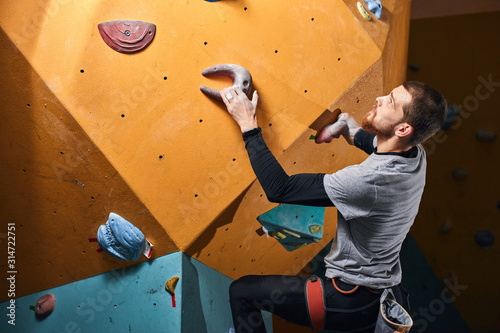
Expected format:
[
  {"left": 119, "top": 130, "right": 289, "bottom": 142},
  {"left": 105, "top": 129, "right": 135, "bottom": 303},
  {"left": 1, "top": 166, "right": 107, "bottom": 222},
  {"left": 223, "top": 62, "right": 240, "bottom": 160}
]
[
  {"left": 475, "top": 129, "right": 497, "bottom": 143},
  {"left": 200, "top": 64, "right": 253, "bottom": 102},
  {"left": 442, "top": 105, "right": 460, "bottom": 131},
  {"left": 474, "top": 230, "right": 495, "bottom": 248},
  {"left": 294, "top": 243, "right": 307, "bottom": 249},
  {"left": 165, "top": 276, "right": 180, "bottom": 308},
  {"left": 439, "top": 219, "right": 452, "bottom": 234},
  {"left": 270, "top": 231, "right": 286, "bottom": 240},
  {"left": 125, "top": 30, "right": 131, "bottom": 36},
  {"left": 452, "top": 167, "right": 468, "bottom": 181},
  {"left": 35, "top": 294, "right": 56, "bottom": 318},
  {"left": 165, "top": 276, "right": 180, "bottom": 295},
  {"left": 309, "top": 225, "right": 323, "bottom": 234},
  {"left": 364, "top": 0, "right": 383, "bottom": 19},
  {"left": 357, "top": 2, "right": 372, "bottom": 21}
]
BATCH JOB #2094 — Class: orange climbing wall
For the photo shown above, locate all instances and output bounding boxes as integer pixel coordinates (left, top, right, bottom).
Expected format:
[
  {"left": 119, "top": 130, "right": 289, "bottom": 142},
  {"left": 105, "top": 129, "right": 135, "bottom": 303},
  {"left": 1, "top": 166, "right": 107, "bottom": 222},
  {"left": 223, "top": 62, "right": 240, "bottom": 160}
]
[{"left": 0, "top": 0, "right": 410, "bottom": 301}]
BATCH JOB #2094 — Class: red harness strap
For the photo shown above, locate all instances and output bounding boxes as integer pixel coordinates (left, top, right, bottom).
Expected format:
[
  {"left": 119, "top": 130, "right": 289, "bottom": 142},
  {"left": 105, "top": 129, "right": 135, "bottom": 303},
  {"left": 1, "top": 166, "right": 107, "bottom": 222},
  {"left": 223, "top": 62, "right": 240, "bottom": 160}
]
[{"left": 305, "top": 276, "right": 326, "bottom": 331}]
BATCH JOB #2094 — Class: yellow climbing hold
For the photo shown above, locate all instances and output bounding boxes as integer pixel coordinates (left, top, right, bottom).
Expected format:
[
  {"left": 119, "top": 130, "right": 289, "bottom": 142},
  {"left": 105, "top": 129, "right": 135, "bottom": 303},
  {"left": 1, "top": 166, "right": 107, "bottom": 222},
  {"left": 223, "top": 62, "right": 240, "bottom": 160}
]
[
  {"left": 282, "top": 229, "right": 302, "bottom": 238},
  {"left": 357, "top": 2, "right": 372, "bottom": 21},
  {"left": 309, "top": 225, "right": 323, "bottom": 234},
  {"left": 165, "top": 276, "right": 180, "bottom": 295},
  {"left": 270, "top": 231, "right": 287, "bottom": 240}
]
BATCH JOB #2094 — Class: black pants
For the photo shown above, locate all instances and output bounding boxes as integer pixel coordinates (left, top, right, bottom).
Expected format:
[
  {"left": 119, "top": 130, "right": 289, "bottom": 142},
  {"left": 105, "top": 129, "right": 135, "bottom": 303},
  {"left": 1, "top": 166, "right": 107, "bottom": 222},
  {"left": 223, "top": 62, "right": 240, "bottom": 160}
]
[{"left": 229, "top": 275, "right": 404, "bottom": 333}]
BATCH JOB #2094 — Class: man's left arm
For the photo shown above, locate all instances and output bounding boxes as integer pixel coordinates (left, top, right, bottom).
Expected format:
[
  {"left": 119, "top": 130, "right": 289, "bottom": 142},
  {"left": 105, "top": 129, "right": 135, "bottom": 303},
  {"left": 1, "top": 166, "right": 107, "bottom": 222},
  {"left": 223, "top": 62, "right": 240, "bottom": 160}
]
[{"left": 220, "top": 86, "right": 333, "bottom": 207}]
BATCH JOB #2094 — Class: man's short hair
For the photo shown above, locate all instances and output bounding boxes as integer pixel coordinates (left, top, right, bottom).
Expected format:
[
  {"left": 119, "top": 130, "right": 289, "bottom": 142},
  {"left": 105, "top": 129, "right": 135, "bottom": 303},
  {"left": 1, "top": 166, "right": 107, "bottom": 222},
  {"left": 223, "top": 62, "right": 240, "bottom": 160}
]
[{"left": 402, "top": 81, "right": 447, "bottom": 146}]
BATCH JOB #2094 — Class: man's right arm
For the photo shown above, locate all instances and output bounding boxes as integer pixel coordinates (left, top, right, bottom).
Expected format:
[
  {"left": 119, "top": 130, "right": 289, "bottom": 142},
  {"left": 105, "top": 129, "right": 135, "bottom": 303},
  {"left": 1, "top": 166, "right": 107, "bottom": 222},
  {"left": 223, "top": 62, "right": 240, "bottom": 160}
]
[
  {"left": 336, "top": 113, "right": 375, "bottom": 155},
  {"left": 337, "top": 113, "right": 361, "bottom": 145}
]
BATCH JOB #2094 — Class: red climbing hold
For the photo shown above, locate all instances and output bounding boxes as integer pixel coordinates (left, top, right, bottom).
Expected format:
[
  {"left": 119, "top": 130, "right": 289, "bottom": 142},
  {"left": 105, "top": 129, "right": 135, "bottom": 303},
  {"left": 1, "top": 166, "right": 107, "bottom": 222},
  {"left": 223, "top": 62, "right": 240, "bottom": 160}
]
[{"left": 98, "top": 20, "right": 156, "bottom": 54}]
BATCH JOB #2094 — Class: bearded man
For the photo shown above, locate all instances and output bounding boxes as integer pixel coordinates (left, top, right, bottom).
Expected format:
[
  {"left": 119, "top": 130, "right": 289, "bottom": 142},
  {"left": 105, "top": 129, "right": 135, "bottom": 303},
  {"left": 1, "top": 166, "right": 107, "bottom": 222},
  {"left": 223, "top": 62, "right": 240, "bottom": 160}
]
[{"left": 220, "top": 82, "right": 447, "bottom": 333}]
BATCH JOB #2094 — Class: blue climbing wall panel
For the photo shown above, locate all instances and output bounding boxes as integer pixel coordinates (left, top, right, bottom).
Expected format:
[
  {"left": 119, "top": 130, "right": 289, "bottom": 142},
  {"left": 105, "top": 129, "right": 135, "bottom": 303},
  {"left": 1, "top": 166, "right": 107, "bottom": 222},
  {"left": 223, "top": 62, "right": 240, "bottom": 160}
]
[
  {"left": 0, "top": 252, "right": 272, "bottom": 333},
  {"left": 257, "top": 204, "right": 326, "bottom": 251}
]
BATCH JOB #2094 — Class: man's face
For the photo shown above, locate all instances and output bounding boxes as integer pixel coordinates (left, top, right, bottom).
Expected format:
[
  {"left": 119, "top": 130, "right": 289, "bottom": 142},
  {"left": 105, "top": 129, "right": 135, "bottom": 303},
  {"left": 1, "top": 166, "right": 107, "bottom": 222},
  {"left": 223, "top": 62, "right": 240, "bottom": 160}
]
[{"left": 362, "top": 85, "right": 412, "bottom": 138}]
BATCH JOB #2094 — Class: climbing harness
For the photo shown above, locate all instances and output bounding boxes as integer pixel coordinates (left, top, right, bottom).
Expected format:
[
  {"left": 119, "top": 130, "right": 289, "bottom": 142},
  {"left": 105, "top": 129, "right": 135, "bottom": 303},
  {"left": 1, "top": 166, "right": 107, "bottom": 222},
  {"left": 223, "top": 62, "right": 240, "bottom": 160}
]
[
  {"left": 305, "top": 276, "right": 412, "bottom": 332},
  {"left": 305, "top": 276, "right": 379, "bottom": 331},
  {"left": 304, "top": 276, "right": 326, "bottom": 331}
]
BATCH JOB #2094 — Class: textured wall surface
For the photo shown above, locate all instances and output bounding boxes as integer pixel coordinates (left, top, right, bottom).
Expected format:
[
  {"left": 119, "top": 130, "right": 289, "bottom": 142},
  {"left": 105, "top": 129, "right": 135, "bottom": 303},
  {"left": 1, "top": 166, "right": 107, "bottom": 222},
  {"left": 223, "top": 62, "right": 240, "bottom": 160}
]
[
  {"left": 0, "top": 251, "right": 271, "bottom": 333},
  {"left": 0, "top": 0, "right": 411, "bottom": 303}
]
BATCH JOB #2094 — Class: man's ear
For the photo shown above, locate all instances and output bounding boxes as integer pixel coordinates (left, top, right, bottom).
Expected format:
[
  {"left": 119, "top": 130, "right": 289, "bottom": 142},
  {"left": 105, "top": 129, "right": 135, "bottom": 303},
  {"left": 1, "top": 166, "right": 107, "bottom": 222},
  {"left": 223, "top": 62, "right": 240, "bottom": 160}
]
[{"left": 395, "top": 122, "right": 413, "bottom": 138}]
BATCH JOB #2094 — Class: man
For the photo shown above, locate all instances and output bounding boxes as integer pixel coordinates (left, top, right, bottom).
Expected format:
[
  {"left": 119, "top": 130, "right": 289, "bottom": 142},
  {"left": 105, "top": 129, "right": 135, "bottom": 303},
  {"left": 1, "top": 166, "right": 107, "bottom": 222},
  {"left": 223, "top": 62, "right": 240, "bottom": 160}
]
[{"left": 220, "top": 82, "right": 447, "bottom": 332}]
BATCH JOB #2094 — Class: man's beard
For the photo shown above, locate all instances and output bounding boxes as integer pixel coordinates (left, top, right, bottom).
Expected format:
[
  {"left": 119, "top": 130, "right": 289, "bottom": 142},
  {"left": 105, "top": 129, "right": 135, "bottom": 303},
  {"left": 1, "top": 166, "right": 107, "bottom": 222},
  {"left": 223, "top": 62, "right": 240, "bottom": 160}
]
[{"left": 361, "top": 111, "right": 398, "bottom": 139}]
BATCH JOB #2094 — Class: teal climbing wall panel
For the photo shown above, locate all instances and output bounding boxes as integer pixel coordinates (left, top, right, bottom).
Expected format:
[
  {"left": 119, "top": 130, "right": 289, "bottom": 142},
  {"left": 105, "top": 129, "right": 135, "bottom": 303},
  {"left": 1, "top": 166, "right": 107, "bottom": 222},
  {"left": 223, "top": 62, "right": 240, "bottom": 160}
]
[
  {"left": 0, "top": 252, "right": 272, "bottom": 333},
  {"left": 257, "top": 204, "right": 325, "bottom": 251}
]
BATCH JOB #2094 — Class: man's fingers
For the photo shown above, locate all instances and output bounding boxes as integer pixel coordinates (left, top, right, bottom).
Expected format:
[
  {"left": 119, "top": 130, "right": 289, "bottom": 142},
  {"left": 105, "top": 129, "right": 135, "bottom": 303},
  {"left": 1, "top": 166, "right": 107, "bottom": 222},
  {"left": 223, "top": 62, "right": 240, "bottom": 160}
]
[
  {"left": 251, "top": 90, "right": 259, "bottom": 108},
  {"left": 232, "top": 86, "right": 243, "bottom": 96},
  {"left": 220, "top": 88, "right": 231, "bottom": 106}
]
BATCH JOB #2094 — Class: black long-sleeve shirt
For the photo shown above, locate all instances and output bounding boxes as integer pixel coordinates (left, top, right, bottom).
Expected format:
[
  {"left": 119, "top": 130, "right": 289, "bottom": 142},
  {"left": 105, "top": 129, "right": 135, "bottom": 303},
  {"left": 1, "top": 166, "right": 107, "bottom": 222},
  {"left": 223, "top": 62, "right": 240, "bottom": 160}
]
[{"left": 242, "top": 127, "right": 417, "bottom": 207}]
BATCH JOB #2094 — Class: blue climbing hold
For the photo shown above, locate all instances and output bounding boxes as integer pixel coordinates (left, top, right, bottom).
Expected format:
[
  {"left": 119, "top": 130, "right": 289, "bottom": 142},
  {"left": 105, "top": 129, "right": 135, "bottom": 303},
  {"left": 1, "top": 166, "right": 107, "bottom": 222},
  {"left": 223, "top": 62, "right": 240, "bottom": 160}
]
[
  {"left": 257, "top": 204, "right": 325, "bottom": 251},
  {"left": 442, "top": 105, "right": 460, "bottom": 131},
  {"left": 474, "top": 230, "right": 495, "bottom": 248},
  {"left": 408, "top": 64, "right": 420, "bottom": 72},
  {"left": 364, "top": 0, "right": 382, "bottom": 19},
  {"left": 97, "top": 212, "right": 146, "bottom": 261}
]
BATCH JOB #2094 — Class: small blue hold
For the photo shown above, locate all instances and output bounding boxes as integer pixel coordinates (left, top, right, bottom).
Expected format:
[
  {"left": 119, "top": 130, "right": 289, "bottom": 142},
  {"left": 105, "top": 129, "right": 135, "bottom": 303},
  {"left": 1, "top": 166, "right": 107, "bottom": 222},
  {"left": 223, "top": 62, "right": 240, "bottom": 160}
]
[
  {"left": 442, "top": 105, "right": 460, "bottom": 131},
  {"left": 474, "top": 230, "right": 495, "bottom": 248},
  {"left": 408, "top": 64, "right": 420, "bottom": 72},
  {"left": 364, "top": 0, "right": 382, "bottom": 19},
  {"left": 205, "top": 0, "right": 221, "bottom": 2}
]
